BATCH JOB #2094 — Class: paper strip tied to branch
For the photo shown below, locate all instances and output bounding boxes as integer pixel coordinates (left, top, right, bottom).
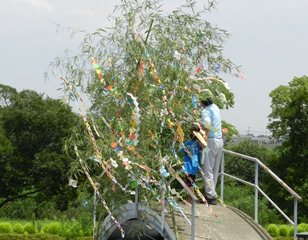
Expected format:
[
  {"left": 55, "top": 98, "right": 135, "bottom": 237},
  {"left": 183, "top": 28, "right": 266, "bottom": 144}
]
[{"left": 127, "top": 93, "right": 141, "bottom": 146}]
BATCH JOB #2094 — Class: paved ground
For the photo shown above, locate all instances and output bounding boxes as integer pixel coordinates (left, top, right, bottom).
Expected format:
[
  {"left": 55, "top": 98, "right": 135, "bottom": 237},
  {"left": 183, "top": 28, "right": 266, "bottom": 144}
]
[{"left": 164, "top": 202, "right": 273, "bottom": 240}]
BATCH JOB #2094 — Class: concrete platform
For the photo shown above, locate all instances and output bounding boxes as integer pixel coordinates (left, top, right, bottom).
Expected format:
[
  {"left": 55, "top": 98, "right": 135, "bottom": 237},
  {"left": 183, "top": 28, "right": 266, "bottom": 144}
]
[{"left": 164, "top": 202, "right": 273, "bottom": 240}]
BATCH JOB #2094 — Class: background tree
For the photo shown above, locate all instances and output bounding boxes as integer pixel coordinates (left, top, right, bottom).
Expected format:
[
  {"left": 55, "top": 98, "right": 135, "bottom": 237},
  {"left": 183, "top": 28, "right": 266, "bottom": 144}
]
[
  {"left": 0, "top": 84, "right": 18, "bottom": 107},
  {"left": 223, "top": 139, "right": 278, "bottom": 184},
  {"left": 0, "top": 85, "right": 81, "bottom": 211},
  {"left": 224, "top": 139, "right": 277, "bottom": 188},
  {"left": 221, "top": 120, "right": 239, "bottom": 143},
  {"left": 267, "top": 76, "right": 308, "bottom": 221}
]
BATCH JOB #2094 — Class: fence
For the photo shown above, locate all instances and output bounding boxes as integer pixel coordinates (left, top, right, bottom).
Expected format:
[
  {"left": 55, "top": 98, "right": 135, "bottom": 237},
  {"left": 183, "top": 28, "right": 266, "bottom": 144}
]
[
  {"left": 99, "top": 148, "right": 302, "bottom": 239},
  {"left": 220, "top": 149, "right": 302, "bottom": 240},
  {"left": 168, "top": 148, "right": 302, "bottom": 240}
]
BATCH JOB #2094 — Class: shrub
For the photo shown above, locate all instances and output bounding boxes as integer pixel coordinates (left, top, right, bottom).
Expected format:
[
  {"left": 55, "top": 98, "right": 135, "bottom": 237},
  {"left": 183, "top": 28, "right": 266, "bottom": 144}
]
[
  {"left": 297, "top": 224, "right": 307, "bottom": 233},
  {"left": 64, "top": 228, "right": 73, "bottom": 239},
  {"left": 0, "top": 233, "right": 65, "bottom": 239},
  {"left": 41, "top": 222, "right": 61, "bottom": 235},
  {"left": 298, "top": 223, "right": 308, "bottom": 232},
  {"left": 278, "top": 225, "right": 288, "bottom": 237},
  {"left": 48, "top": 222, "right": 61, "bottom": 235},
  {"left": 83, "top": 226, "right": 93, "bottom": 237},
  {"left": 267, "top": 224, "right": 279, "bottom": 237},
  {"left": 23, "top": 223, "right": 37, "bottom": 234},
  {"left": 288, "top": 226, "right": 294, "bottom": 237},
  {"left": 13, "top": 223, "right": 24, "bottom": 234},
  {"left": 70, "top": 223, "right": 84, "bottom": 237},
  {"left": 0, "top": 222, "right": 13, "bottom": 234}
]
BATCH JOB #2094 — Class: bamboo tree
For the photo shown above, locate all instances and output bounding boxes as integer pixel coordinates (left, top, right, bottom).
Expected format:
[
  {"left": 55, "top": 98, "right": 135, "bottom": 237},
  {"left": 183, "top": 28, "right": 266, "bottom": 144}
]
[{"left": 47, "top": 0, "right": 241, "bottom": 237}]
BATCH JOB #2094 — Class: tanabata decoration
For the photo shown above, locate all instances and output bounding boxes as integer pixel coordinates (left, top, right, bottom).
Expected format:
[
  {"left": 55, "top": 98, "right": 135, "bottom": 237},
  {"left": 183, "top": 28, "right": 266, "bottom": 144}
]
[
  {"left": 75, "top": 145, "right": 125, "bottom": 238},
  {"left": 237, "top": 72, "right": 247, "bottom": 80},
  {"left": 69, "top": 179, "right": 78, "bottom": 188},
  {"left": 192, "top": 95, "right": 198, "bottom": 109},
  {"left": 127, "top": 93, "right": 141, "bottom": 146},
  {"left": 214, "top": 63, "right": 220, "bottom": 73},
  {"left": 222, "top": 128, "right": 229, "bottom": 133},
  {"left": 52, "top": 1, "right": 247, "bottom": 236}
]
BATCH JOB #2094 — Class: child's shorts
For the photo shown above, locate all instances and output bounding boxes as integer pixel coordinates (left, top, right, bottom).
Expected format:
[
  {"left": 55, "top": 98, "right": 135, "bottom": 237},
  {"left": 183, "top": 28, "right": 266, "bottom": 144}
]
[{"left": 184, "top": 174, "right": 196, "bottom": 187}]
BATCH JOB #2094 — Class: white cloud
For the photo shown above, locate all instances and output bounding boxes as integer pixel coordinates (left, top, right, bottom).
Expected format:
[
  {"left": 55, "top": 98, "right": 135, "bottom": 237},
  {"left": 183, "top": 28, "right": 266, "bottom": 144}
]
[{"left": 11, "top": 0, "right": 54, "bottom": 12}]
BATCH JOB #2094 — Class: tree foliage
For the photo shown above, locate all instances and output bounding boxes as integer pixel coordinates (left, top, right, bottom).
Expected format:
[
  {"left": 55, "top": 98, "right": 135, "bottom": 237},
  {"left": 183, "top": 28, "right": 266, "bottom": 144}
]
[
  {"left": 221, "top": 120, "right": 239, "bottom": 143},
  {"left": 0, "top": 85, "right": 80, "bottom": 210},
  {"left": 267, "top": 76, "right": 308, "bottom": 220},
  {"left": 224, "top": 139, "right": 278, "bottom": 184}
]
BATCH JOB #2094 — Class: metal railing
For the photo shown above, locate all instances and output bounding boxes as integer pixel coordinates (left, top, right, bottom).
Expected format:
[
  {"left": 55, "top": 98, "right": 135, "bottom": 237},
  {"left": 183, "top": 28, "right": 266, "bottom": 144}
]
[
  {"left": 166, "top": 148, "right": 303, "bottom": 240},
  {"left": 99, "top": 148, "right": 302, "bottom": 240},
  {"left": 221, "top": 149, "right": 302, "bottom": 240},
  {"left": 167, "top": 174, "right": 199, "bottom": 240}
]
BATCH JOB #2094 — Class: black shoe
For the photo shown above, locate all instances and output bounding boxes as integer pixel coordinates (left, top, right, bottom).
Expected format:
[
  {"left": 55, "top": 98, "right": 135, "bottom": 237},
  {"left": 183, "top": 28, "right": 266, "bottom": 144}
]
[
  {"left": 199, "top": 197, "right": 217, "bottom": 205},
  {"left": 206, "top": 197, "right": 217, "bottom": 205}
]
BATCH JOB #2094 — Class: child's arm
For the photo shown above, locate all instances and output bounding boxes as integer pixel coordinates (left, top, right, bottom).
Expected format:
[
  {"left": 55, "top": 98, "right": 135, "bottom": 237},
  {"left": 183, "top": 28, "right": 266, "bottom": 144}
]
[{"left": 199, "top": 142, "right": 205, "bottom": 148}]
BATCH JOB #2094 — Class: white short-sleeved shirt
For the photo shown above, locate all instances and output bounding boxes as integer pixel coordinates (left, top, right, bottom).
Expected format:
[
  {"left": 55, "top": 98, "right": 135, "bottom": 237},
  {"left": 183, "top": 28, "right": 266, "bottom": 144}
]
[{"left": 201, "top": 103, "right": 222, "bottom": 138}]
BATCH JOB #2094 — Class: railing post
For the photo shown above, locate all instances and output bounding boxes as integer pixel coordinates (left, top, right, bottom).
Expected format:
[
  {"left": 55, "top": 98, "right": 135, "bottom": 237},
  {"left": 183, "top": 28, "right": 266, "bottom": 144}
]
[
  {"left": 254, "top": 162, "right": 259, "bottom": 223},
  {"left": 191, "top": 201, "right": 195, "bottom": 240},
  {"left": 93, "top": 189, "right": 97, "bottom": 240},
  {"left": 161, "top": 189, "right": 165, "bottom": 235},
  {"left": 220, "top": 152, "right": 225, "bottom": 201},
  {"left": 294, "top": 198, "right": 298, "bottom": 240},
  {"left": 135, "top": 182, "right": 138, "bottom": 218}
]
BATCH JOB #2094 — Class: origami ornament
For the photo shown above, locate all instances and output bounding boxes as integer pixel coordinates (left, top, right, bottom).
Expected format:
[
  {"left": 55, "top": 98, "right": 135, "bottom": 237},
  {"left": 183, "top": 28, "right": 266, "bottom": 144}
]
[
  {"left": 237, "top": 72, "right": 247, "bottom": 80},
  {"left": 192, "top": 95, "right": 198, "bottom": 109},
  {"left": 69, "top": 179, "right": 78, "bottom": 188},
  {"left": 214, "top": 63, "right": 220, "bottom": 73},
  {"left": 177, "top": 122, "right": 184, "bottom": 142},
  {"left": 111, "top": 142, "right": 119, "bottom": 149},
  {"left": 127, "top": 93, "right": 141, "bottom": 146},
  {"left": 223, "top": 81, "right": 231, "bottom": 90},
  {"left": 160, "top": 166, "right": 170, "bottom": 178},
  {"left": 222, "top": 128, "right": 228, "bottom": 133},
  {"left": 112, "top": 184, "right": 116, "bottom": 193},
  {"left": 110, "top": 158, "right": 118, "bottom": 168}
]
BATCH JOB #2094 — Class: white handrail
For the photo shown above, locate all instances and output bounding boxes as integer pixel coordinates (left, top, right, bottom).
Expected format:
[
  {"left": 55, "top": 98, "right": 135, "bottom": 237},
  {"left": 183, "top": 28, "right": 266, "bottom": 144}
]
[
  {"left": 221, "top": 149, "right": 302, "bottom": 240},
  {"left": 223, "top": 149, "right": 302, "bottom": 201}
]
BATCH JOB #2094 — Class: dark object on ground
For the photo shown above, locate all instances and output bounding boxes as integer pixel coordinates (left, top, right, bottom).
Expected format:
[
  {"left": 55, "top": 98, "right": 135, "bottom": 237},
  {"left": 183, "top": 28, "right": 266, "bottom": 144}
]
[
  {"left": 108, "top": 218, "right": 164, "bottom": 240},
  {"left": 199, "top": 197, "right": 217, "bottom": 205}
]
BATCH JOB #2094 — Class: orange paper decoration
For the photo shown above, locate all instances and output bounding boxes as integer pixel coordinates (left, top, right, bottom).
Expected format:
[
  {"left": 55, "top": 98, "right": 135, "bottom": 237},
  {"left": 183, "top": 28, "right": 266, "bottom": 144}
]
[
  {"left": 110, "top": 142, "right": 119, "bottom": 148},
  {"left": 222, "top": 128, "right": 229, "bottom": 133}
]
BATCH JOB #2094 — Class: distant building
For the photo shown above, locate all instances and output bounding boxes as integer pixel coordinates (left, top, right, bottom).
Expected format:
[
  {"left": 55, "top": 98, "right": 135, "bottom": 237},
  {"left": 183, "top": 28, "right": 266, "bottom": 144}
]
[{"left": 227, "top": 135, "right": 282, "bottom": 148}]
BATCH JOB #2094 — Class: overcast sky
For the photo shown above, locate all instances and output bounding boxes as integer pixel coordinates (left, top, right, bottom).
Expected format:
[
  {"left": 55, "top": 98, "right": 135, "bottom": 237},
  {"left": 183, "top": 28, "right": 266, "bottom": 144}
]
[{"left": 1, "top": 0, "right": 307, "bottom": 136}]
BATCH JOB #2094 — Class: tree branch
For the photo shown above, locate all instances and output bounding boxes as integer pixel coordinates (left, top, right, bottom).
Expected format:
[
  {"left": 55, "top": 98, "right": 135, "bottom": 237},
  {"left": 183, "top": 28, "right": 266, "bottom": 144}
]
[{"left": 0, "top": 187, "right": 46, "bottom": 208}]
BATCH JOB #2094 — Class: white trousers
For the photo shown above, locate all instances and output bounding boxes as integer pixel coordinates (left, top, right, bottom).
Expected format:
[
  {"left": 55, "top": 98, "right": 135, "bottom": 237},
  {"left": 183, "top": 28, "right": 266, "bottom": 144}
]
[{"left": 201, "top": 138, "right": 223, "bottom": 199}]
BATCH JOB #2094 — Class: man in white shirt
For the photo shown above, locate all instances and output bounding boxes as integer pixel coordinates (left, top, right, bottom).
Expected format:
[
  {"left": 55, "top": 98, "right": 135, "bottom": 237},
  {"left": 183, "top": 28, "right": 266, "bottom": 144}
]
[{"left": 198, "top": 91, "right": 223, "bottom": 205}]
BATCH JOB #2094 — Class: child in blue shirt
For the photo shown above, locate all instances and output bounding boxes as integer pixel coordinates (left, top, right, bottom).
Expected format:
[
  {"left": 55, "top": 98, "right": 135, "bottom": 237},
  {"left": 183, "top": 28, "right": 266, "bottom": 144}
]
[{"left": 180, "top": 125, "right": 203, "bottom": 197}]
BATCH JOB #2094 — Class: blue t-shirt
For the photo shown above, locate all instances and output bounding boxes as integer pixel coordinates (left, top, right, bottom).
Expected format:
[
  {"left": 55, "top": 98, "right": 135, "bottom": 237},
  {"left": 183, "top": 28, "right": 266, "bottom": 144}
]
[
  {"left": 180, "top": 140, "right": 202, "bottom": 175},
  {"left": 201, "top": 103, "right": 222, "bottom": 138}
]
